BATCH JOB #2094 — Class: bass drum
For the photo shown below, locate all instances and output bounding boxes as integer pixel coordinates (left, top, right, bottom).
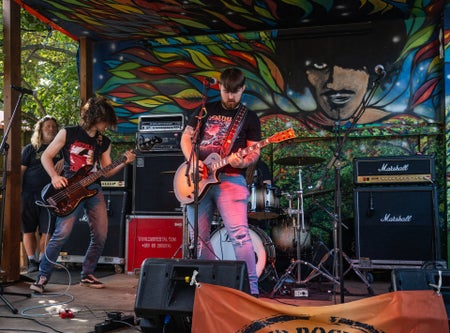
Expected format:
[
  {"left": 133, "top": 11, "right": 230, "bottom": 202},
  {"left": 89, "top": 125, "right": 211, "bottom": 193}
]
[
  {"left": 210, "top": 225, "right": 276, "bottom": 278},
  {"left": 271, "top": 216, "right": 311, "bottom": 252}
]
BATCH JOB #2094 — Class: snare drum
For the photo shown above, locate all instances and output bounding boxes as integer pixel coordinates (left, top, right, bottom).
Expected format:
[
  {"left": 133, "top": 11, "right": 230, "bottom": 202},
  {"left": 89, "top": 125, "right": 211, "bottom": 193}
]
[
  {"left": 248, "top": 184, "right": 280, "bottom": 220},
  {"left": 210, "top": 225, "right": 276, "bottom": 278}
]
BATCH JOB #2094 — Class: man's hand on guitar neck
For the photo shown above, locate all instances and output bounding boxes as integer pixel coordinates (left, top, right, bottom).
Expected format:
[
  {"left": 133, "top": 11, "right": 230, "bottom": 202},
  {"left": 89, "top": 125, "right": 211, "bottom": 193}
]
[{"left": 229, "top": 149, "right": 259, "bottom": 169}]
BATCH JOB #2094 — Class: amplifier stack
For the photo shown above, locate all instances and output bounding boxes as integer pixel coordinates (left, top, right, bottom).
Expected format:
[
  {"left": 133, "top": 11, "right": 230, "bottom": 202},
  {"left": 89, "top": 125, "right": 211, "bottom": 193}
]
[
  {"left": 128, "top": 114, "right": 187, "bottom": 274},
  {"left": 352, "top": 155, "right": 444, "bottom": 270}
]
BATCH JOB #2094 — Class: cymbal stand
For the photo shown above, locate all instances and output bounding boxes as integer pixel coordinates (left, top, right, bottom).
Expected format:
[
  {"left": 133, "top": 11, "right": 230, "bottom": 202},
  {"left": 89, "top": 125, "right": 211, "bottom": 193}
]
[
  {"left": 309, "top": 196, "right": 374, "bottom": 295},
  {"left": 270, "top": 167, "right": 339, "bottom": 298}
]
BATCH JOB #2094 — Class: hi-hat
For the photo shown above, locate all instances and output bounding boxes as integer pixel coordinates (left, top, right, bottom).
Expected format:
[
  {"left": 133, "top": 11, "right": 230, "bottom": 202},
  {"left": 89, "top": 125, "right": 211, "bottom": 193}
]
[{"left": 275, "top": 156, "right": 325, "bottom": 166}]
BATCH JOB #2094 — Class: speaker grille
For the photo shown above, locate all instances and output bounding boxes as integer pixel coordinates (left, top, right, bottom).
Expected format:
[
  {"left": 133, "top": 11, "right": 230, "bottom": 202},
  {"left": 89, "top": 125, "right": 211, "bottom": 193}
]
[
  {"left": 354, "top": 185, "right": 440, "bottom": 263},
  {"left": 132, "top": 153, "right": 185, "bottom": 214}
]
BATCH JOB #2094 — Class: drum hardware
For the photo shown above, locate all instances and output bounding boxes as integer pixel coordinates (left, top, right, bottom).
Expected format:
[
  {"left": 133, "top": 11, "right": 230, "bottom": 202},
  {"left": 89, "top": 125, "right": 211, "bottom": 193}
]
[
  {"left": 269, "top": 166, "right": 340, "bottom": 298},
  {"left": 308, "top": 196, "right": 374, "bottom": 295},
  {"left": 248, "top": 184, "right": 281, "bottom": 220}
]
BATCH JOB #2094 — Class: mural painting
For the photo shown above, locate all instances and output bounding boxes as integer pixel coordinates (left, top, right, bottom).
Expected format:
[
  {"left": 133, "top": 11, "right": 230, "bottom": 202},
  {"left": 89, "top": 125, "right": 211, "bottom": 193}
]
[{"left": 90, "top": 2, "right": 446, "bottom": 254}]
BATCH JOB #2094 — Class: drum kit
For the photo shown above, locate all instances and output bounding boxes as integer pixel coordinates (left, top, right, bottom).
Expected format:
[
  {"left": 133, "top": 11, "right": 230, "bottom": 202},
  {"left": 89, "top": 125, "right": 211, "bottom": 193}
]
[{"left": 210, "top": 151, "right": 372, "bottom": 297}]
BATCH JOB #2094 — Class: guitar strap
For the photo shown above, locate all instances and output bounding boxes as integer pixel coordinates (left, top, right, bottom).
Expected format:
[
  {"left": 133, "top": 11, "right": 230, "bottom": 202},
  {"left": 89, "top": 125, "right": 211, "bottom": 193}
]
[{"left": 219, "top": 103, "right": 248, "bottom": 158}]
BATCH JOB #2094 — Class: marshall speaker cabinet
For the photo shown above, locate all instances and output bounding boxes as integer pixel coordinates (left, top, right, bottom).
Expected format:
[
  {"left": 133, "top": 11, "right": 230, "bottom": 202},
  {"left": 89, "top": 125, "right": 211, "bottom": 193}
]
[{"left": 354, "top": 185, "right": 441, "bottom": 267}]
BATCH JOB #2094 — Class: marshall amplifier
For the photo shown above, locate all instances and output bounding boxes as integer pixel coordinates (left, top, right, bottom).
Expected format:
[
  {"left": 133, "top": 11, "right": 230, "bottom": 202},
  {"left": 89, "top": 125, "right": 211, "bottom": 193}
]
[{"left": 353, "top": 155, "right": 435, "bottom": 185}]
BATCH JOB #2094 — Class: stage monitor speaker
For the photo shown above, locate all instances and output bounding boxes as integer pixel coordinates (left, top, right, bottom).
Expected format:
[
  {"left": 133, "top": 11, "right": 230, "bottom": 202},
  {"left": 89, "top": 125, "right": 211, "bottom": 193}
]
[
  {"left": 354, "top": 185, "right": 440, "bottom": 263},
  {"left": 132, "top": 153, "right": 185, "bottom": 215},
  {"left": 135, "top": 258, "right": 250, "bottom": 333},
  {"left": 59, "top": 191, "right": 129, "bottom": 262},
  {"left": 391, "top": 268, "right": 450, "bottom": 319}
]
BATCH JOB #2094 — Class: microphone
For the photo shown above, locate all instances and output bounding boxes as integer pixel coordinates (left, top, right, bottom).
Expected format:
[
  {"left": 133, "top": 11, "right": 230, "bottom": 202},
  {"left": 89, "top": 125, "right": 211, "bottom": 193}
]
[
  {"left": 204, "top": 77, "right": 217, "bottom": 85},
  {"left": 374, "top": 64, "right": 386, "bottom": 77},
  {"left": 11, "top": 85, "right": 36, "bottom": 96}
]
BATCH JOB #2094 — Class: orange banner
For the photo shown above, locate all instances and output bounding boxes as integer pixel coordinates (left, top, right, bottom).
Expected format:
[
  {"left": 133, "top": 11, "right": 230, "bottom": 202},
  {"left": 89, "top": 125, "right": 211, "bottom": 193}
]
[{"left": 192, "top": 283, "right": 448, "bottom": 333}]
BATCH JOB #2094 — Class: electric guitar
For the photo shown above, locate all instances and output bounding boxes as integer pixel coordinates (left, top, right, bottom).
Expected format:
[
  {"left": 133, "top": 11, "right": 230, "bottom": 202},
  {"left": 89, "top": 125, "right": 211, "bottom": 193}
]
[
  {"left": 42, "top": 138, "right": 161, "bottom": 217},
  {"left": 173, "top": 128, "right": 296, "bottom": 205}
]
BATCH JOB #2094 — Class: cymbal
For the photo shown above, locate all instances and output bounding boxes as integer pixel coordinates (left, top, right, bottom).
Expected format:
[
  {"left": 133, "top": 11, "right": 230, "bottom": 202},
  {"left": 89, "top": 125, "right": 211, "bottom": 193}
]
[
  {"left": 284, "top": 136, "right": 330, "bottom": 143},
  {"left": 275, "top": 156, "right": 325, "bottom": 166},
  {"left": 304, "top": 188, "right": 334, "bottom": 197}
]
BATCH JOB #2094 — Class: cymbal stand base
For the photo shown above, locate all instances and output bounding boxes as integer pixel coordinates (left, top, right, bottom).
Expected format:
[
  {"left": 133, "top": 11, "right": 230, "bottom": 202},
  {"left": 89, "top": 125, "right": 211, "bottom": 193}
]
[
  {"left": 313, "top": 249, "right": 374, "bottom": 296},
  {"left": 269, "top": 259, "right": 340, "bottom": 298}
]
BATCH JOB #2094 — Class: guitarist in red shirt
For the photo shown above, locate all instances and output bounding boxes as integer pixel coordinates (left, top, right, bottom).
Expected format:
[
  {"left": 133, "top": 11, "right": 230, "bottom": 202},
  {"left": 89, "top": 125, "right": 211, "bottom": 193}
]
[
  {"left": 30, "top": 96, "right": 135, "bottom": 293},
  {"left": 179, "top": 68, "right": 261, "bottom": 296}
]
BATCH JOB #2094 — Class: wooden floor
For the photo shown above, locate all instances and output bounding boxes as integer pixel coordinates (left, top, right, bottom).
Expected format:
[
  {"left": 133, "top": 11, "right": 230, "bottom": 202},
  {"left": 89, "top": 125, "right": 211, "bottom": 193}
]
[{"left": 0, "top": 265, "right": 392, "bottom": 333}]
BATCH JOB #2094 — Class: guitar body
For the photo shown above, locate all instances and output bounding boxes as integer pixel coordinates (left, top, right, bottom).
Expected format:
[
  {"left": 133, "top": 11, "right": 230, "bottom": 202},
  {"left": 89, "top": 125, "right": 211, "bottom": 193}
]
[
  {"left": 173, "top": 128, "right": 297, "bottom": 205},
  {"left": 42, "top": 165, "right": 98, "bottom": 217},
  {"left": 173, "top": 153, "right": 221, "bottom": 205}
]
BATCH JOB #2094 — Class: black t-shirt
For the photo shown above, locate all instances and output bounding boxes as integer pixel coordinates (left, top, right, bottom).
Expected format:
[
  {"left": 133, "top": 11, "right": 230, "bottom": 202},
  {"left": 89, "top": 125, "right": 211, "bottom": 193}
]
[
  {"left": 21, "top": 144, "right": 62, "bottom": 192},
  {"left": 62, "top": 125, "right": 111, "bottom": 179},
  {"left": 187, "top": 101, "right": 261, "bottom": 175}
]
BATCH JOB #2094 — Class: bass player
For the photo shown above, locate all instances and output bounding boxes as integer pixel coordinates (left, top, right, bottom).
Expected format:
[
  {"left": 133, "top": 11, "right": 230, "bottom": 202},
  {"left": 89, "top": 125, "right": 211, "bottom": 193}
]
[{"left": 30, "top": 96, "right": 135, "bottom": 293}]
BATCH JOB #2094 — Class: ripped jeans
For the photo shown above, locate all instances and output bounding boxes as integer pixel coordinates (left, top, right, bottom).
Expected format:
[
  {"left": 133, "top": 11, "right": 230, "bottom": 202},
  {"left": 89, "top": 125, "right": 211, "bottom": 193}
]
[{"left": 186, "top": 173, "right": 259, "bottom": 294}]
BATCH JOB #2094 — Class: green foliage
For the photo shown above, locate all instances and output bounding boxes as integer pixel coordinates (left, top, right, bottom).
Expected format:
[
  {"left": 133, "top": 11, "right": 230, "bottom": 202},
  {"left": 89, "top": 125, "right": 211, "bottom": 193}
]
[{"left": 0, "top": 6, "right": 80, "bottom": 132}]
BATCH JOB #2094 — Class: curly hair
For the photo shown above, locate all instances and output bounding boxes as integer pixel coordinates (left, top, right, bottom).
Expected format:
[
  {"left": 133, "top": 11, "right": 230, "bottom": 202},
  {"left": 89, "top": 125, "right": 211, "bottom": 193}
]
[
  {"left": 79, "top": 96, "right": 118, "bottom": 130},
  {"left": 30, "top": 115, "right": 59, "bottom": 150}
]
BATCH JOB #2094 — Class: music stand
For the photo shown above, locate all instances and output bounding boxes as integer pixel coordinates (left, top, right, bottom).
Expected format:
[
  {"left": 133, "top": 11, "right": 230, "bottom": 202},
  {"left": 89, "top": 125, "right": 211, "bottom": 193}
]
[{"left": 0, "top": 90, "right": 32, "bottom": 313}]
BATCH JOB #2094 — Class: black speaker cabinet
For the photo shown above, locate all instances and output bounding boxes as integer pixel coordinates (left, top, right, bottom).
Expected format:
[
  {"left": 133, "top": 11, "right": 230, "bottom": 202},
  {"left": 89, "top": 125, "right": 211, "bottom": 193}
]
[
  {"left": 354, "top": 185, "right": 440, "bottom": 263},
  {"left": 391, "top": 268, "right": 450, "bottom": 319},
  {"left": 135, "top": 258, "right": 250, "bottom": 332},
  {"left": 100, "top": 163, "right": 132, "bottom": 190},
  {"left": 59, "top": 191, "right": 129, "bottom": 264},
  {"left": 132, "top": 153, "right": 185, "bottom": 215}
]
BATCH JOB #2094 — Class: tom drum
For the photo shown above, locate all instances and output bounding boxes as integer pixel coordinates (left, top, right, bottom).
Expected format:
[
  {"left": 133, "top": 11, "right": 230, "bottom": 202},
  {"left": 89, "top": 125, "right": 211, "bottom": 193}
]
[{"left": 248, "top": 184, "right": 280, "bottom": 220}]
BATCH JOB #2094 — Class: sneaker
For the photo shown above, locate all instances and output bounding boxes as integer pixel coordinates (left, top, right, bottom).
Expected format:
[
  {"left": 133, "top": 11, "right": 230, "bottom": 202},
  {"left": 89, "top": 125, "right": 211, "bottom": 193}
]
[
  {"left": 30, "top": 276, "right": 47, "bottom": 293},
  {"left": 80, "top": 274, "right": 105, "bottom": 289},
  {"left": 27, "top": 259, "right": 39, "bottom": 273}
]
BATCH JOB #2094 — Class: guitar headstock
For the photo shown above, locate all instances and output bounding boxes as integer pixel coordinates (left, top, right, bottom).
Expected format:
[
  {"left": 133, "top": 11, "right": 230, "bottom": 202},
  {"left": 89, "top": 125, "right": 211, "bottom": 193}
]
[{"left": 268, "top": 128, "right": 297, "bottom": 144}]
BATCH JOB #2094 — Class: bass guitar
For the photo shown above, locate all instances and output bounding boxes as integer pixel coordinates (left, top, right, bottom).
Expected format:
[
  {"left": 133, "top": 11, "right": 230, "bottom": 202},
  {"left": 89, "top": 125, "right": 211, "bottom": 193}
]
[
  {"left": 42, "top": 138, "right": 161, "bottom": 217},
  {"left": 173, "top": 128, "right": 296, "bottom": 205}
]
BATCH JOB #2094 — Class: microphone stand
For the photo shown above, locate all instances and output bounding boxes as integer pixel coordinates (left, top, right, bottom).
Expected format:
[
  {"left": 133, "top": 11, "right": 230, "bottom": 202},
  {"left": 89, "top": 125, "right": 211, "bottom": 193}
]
[
  {"left": 0, "top": 91, "right": 32, "bottom": 314},
  {"left": 184, "top": 81, "right": 211, "bottom": 258},
  {"left": 314, "top": 72, "right": 385, "bottom": 303}
]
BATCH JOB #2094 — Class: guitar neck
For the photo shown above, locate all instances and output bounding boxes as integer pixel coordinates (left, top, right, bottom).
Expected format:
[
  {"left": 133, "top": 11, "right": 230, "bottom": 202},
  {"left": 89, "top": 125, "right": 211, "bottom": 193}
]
[
  {"left": 210, "top": 138, "right": 271, "bottom": 172},
  {"left": 79, "top": 156, "right": 127, "bottom": 188}
]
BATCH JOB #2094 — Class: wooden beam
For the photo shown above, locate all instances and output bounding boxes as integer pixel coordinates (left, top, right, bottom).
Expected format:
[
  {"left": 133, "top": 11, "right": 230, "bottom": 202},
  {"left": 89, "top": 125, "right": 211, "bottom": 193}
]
[
  {"left": 79, "top": 37, "right": 93, "bottom": 104},
  {"left": 2, "top": 0, "right": 23, "bottom": 281}
]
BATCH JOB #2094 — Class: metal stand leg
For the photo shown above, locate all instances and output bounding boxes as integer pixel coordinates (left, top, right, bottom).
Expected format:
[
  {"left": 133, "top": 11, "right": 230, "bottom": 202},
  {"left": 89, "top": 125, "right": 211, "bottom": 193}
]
[
  {"left": 270, "top": 167, "right": 340, "bottom": 298},
  {"left": 309, "top": 246, "right": 374, "bottom": 296},
  {"left": 0, "top": 284, "right": 31, "bottom": 314}
]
